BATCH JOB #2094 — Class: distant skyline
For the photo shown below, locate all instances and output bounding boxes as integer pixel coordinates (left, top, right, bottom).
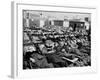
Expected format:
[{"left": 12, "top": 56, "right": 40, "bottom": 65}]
[{"left": 23, "top": 10, "right": 91, "bottom": 21}]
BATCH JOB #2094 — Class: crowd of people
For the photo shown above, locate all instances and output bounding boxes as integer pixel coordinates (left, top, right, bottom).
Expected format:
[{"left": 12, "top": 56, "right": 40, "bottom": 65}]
[{"left": 23, "top": 22, "right": 91, "bottom": 69}]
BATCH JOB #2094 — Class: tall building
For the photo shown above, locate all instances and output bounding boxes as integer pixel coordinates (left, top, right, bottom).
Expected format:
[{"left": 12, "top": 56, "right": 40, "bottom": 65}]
[{"left": 63, "top": 19, "right": 69, "bottom": 28}]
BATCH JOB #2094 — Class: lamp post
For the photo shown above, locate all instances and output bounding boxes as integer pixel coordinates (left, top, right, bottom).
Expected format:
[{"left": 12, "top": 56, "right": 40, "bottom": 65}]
[
  {"left": 40, "top": 13, "right": 44, "bottom": 27},
  {"left": 26, "top": 12, "right": 30, "bottom": 28}
]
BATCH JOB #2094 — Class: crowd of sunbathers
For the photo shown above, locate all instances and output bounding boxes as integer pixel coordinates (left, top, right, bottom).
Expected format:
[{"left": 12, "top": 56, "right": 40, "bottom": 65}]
[{"left": 23, "top": 24, "right": 91, "bottom": 69}]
